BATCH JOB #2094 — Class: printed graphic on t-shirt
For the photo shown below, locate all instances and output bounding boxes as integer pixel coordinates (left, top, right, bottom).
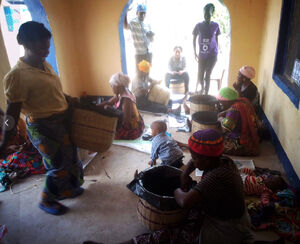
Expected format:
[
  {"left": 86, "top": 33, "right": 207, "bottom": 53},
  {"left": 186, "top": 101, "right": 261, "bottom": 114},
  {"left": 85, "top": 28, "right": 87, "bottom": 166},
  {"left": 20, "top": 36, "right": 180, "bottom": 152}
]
[{"left": 200, "top": 38, "right": 210, "bottom": 54}]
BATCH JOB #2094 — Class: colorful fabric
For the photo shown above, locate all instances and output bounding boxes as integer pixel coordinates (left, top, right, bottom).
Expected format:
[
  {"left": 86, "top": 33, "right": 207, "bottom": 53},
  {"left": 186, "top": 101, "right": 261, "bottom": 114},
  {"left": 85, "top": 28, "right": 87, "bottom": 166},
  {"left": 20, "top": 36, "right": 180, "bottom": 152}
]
[
  {"left": 188, "top": 129, "right": 223, "bottom": 157},
  {"left": 192, "top": 21, "right": 220, "bottom": 59},
  {"left": 26, "top": 111, "right": 84, "bottom": 201},
  {"left": 217, "top": 87, "right": 238, "bottom": 101},
  {"left": 129, "top": 18, "right": 152, "bottom": 55},
  {"left": 239, "top": 66, "right": 255, "bottom": 79},
  {"left": 222, "top": 97, "right": 260, "bottom": 156},
  {"left": 193, "top": 156, "right": 246, "bottom": 220},
  {"left": 109, "top": 72, "right": 130, "bottom": 87},
  {"left": 0, "top": 142, "right": 44, "bottom": 178},
  {"left": 150, "top": 133, "right": 183, "bottom": 165},
  {"left": 114, "top": 89, "right": 145, "bottom": 140},
  {"left": 3, "top": 59, "right": 68, "bottom": 119}
]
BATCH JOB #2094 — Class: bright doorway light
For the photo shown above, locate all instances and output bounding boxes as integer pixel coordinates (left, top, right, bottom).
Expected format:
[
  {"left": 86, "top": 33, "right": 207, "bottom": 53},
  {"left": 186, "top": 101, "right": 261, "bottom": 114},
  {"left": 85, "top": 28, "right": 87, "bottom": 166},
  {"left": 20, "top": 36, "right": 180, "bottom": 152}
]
[
  {"left": 124, "top": 0, "right": 230, "bottom": 95},
  {"left": 0, "top": 0, "right": 32, "bottom": 67}
]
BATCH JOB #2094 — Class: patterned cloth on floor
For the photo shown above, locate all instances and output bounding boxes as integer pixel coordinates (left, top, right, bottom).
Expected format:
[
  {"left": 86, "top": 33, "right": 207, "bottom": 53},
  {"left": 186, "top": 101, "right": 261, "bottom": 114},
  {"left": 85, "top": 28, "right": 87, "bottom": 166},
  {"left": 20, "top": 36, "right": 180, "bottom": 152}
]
[{"left": 0, "top": 142, "right": 44, "bottom": 192}]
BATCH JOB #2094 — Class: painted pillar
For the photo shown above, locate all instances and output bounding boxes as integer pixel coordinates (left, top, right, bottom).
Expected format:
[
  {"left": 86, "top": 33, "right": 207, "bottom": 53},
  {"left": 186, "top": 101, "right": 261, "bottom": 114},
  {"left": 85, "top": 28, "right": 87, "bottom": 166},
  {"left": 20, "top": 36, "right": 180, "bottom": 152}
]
[{"left": 24, "top": 0, "right": 58, "bottom": 74}]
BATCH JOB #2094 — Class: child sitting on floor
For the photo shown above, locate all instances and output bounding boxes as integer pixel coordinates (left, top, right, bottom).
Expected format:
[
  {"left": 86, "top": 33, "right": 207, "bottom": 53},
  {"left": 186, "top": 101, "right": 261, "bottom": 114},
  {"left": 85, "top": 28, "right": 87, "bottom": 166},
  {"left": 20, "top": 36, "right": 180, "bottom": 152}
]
[
  {"left": 148, "top": 120, "right": 184, "bottom": 168},
  {"left": 241, "top": 168, "right": 287, "bottom": 206}
]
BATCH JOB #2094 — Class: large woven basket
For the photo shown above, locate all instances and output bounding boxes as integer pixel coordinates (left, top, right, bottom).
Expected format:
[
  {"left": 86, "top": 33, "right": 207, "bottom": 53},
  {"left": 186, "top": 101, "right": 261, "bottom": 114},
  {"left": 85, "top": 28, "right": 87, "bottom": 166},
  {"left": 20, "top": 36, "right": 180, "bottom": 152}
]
[
  {"left": 137, "top": 198, "right": 187, "bottom": 231},
  {"left": 148, "top": 85, "right": 170, "bottom": 105},
  {"left": 191, "top": 111, "right": 221, "bottom": 133},
  {"left": 71, "top": 108, "right": 118, "bottom": 152},
  {"left": 190, "top": 94, "right": 217, "bottom": 116},
  {"left": 169, "top": 82, "right": 185, "bottom": 94}
]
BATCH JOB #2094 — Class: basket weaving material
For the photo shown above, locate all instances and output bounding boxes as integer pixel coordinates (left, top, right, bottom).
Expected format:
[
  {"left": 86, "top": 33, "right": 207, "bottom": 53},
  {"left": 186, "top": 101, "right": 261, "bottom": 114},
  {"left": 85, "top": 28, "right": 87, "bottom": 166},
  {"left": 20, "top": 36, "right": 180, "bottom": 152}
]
[
  {"left": 169, "top": 83, "right": 185, "bottom": 94},
  {"left": 190, "top": 94, "right": 217, "bottom": 116},
  {"left": 148, "top": 85, "right": 170, "bottom": 105},
  {"left": 191, "top": 111, "right": 221, "bottom": 133},
  {"left": 72, "top": 108, "right": 117, "bottom": 152},
  {"left": 137, "top": 198, "right": 187, "bottom": 231}
]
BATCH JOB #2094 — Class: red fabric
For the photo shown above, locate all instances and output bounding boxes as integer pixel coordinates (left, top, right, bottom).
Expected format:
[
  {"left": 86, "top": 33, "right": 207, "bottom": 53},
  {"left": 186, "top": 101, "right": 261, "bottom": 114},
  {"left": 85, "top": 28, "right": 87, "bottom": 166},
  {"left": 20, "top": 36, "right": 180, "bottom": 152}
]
[
  {"left": 232, "top": 97, "right": 259, "bottom": 153},
  {"left": 188, "top": 136, "right": 223, "bottom": 157}
]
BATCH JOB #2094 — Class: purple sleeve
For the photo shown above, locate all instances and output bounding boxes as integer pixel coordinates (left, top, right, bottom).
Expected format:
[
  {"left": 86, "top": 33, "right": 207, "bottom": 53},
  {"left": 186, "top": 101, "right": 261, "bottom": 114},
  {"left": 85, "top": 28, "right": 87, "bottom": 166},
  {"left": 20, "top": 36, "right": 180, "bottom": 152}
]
[
  {"left": 216, "top": 23, "right": 221, "bottom": 36},
  {"left": 192, "top": 23, "right": 199, "bottom": 36}
]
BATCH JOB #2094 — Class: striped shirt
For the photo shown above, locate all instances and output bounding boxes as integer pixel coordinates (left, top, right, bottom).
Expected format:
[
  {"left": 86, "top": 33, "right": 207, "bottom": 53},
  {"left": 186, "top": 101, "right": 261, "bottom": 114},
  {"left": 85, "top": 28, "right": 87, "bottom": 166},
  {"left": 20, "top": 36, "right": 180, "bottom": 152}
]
[
  {"left": 150, "top": 133, "right": 183, "bottom": 165},
  {"left": 129, "top": 18, "right": 152, "bottom": 55},
  {"left": 193, "top": 156, "right": 245, "bottom": 220}
]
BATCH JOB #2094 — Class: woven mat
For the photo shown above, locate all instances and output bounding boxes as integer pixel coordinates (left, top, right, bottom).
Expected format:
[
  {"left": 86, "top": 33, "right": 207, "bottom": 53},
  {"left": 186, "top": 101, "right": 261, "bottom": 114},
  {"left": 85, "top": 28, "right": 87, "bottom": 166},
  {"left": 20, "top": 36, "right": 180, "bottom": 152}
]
[{"left": 113, "top": 137, "right": 152, "bottom": 154}]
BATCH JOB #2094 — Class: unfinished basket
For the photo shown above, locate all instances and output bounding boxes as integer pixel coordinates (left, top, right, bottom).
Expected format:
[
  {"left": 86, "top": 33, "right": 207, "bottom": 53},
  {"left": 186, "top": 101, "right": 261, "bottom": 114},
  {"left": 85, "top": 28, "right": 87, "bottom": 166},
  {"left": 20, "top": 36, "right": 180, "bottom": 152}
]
[
  {"left": 137, "top": 198, "right": 187, "bottom": 231},
  {"left": 169, "top": 82, "right": 185, "bottom": 94},
  {"left": 191, "top": 111, "right": 221, "bottom": 133},
  {"left": 190, "top": 94, "right": 217, "bottom": 116},
  {"left": 71, "top": 108, "right": 118, "bottom": 152},
  {"left": 148, "top": 85, "right": 170, "bottom": 105}
]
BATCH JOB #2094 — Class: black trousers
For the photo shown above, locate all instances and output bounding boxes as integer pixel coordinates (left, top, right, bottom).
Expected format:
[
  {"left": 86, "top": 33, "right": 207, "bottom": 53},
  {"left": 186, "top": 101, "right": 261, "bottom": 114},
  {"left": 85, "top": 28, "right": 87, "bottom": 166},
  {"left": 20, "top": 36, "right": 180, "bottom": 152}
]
[
  {"left": 165, "top": 72, "right": 190, "bottom": 93},
  {"left": 136, "top": 96, "right": 169, "bottom": 114},
  {"left": 197, "top": 56, "right": 217, "bottom": 94}
]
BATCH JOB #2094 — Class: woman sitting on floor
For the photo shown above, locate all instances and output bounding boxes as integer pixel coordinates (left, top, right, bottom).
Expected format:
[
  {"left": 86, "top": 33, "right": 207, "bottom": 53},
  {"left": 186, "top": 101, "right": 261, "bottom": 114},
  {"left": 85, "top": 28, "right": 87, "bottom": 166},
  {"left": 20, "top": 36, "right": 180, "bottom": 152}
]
[
  {"left": 99, "top": 72, "right": 144, "bottom": 140},
  {"left": 84, "top": 129, "right": 254, "bottom": 244},
  {"left": 217, "top": 87, "right": 261, "bottom": 156},
  {"left": 233, "top": 66, "right": 259, "bottom": 113}
]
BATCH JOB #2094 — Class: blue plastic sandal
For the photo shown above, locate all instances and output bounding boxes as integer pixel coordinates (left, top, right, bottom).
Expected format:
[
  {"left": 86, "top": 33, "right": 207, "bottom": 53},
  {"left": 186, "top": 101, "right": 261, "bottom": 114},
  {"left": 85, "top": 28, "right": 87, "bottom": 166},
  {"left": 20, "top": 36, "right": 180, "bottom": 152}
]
[{"left": 39, "top": 201, "right": 69, "bottom": 215}]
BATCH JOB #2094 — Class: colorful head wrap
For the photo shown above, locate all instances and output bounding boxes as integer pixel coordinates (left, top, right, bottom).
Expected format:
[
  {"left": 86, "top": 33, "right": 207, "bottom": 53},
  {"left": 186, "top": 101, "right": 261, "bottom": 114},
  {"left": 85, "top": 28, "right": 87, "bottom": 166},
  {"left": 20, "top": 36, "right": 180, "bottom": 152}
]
[
  {"left": 217, "top": 87, "right": 238, "bottom": 101},
  {"left": 137, "top": 4, "right": 147, "bottom": 12},
  {"left": 138, "top": 60, "right": 151, "bottom": 73},
  {"left": 239, "top": 66, "right": 255, "bottom": 79},
  {"left": 109, "top": 72, "right": 130, "bottom": 87},
  {"left": 188, "top": 129, "right": 223, "bottom": 157}
]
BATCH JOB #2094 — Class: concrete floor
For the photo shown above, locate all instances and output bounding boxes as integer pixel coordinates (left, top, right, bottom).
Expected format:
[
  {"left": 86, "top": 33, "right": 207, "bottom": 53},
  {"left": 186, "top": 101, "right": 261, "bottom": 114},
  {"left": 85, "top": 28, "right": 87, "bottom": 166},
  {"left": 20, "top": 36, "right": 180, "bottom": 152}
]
[{"left": 0, "top": 112, "right": 291, "bottom": 244}]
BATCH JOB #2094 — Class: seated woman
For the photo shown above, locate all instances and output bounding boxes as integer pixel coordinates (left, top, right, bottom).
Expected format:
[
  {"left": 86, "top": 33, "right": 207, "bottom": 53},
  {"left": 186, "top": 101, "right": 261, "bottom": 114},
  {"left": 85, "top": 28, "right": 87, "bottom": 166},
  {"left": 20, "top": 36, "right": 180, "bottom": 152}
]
[
  {"left": 217, "top": 87, "right": 260, "bottom": 156},
  {"left": 132, "top": 60, "right": 180, "bottom": 115},
  {"left": 233, "top": 66, "right": 259, "bottom": 112},
  {"left": 99, "top": 72, "right": 144, "bottom": 140},
  {"left": 84, "top": 129, "right": 253, "bottom": 244},
  {"left": 165, "top": 46, "right": 189, "bottom": 94}
]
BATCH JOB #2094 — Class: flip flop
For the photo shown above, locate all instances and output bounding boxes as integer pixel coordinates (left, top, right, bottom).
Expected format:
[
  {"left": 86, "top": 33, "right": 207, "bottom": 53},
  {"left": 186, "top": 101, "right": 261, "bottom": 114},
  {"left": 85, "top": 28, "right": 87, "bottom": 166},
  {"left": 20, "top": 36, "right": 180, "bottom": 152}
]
[
  {"left": 58, "top": 187, "right": 84, "bottom": 200},
  {"left": 39, "top": 201, "right": 69, "bottom": 215}
]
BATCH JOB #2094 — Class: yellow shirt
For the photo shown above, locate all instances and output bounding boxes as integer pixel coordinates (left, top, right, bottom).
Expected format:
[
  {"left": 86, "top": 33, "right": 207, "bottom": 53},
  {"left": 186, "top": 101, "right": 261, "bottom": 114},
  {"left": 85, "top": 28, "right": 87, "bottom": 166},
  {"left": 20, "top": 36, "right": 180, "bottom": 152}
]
[{"left": 3, "top": 59, "right": 68, "bottom": 119}]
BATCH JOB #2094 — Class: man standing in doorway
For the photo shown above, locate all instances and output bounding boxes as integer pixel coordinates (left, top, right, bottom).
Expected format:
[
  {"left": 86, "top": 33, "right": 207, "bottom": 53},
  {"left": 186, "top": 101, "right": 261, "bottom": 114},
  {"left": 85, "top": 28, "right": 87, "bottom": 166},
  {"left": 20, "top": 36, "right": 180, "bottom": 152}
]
[
  {"left": 124, "top": 4, "right": 154, "bottom": 78},
  {"left": 193, "top": 3, "right": 220, "bottom": 95}
]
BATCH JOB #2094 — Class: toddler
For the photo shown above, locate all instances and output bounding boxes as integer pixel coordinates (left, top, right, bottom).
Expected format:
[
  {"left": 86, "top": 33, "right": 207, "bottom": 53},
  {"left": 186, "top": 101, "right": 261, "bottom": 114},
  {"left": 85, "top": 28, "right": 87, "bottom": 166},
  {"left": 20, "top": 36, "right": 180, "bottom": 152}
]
[{"left": 148, "top": 120, "right": 184, "bottom": 168}]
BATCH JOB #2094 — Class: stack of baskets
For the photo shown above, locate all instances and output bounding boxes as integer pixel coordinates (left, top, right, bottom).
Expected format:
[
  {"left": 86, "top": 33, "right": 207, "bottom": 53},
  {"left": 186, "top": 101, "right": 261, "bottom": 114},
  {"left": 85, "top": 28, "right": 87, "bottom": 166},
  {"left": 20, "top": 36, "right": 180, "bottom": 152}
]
[
  {"left": 189, "top": 94, "right": 221, "bottom": 133},
  {"left": 71, "top": 108, "right": 118, "bottom": 152}
]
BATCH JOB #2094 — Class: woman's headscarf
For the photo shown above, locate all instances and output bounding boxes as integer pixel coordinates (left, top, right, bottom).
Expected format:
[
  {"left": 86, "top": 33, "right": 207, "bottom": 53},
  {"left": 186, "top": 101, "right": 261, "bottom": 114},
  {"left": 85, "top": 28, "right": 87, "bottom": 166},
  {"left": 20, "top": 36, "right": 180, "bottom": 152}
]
[
  {"left": 188, "top": 129, "right": 224, "bottom": 157},
  {"left": 217, "top": 87, "right": 238, "bottom": 101},
  {"left": 138, "top": 60, "right": 151, "bottom": 73},
  {"left": 239, "top": 66, "right": 255, "bottom": 79},
  {"left": 109, "top": 72, "right": 130, "bottom": 87}
]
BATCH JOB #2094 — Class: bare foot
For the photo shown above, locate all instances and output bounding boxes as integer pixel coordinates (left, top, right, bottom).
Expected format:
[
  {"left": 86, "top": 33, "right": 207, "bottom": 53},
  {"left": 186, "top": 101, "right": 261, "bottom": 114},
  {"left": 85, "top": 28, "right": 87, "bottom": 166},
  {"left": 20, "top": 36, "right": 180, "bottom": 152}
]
[
  {"left": 183, "top": 102, "right": 190, "bottom": 115},
  {"left": 134, "top": 169, "right": 138, "bottom": 178}
]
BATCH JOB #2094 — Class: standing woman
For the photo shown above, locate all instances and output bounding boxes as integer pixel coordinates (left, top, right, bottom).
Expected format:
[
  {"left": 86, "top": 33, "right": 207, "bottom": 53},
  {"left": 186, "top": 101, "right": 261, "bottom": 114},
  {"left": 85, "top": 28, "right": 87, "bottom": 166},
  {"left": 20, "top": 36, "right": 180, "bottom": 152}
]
[
  {"left": 0, "top": 21, "right": 84, "bottom": 215},
  {"left": 193, "top": 3, "right": 220, "bottom": 95}
]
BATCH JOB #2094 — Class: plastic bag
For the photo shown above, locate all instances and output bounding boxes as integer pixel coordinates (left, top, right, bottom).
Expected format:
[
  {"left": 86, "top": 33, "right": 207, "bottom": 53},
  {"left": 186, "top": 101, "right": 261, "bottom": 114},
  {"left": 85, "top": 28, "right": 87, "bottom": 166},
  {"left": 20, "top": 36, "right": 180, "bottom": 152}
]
[{"left": 127, "top": 165, "right": 192, "bottom": 211}]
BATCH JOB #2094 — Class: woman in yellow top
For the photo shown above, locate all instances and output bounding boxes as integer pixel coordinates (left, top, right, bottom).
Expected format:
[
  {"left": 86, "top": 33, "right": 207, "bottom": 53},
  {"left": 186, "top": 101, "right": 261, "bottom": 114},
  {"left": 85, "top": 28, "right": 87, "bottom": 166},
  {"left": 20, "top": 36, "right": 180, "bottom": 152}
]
[{"left": 0, "top": 21, "right": 83, "bottom": 215}]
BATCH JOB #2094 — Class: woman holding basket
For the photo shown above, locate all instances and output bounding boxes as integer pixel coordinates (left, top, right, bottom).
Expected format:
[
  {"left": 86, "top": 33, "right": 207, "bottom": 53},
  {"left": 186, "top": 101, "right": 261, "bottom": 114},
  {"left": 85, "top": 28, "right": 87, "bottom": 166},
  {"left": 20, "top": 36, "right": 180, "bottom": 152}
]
[{"left": 0, "top": 21, "right": 83, "bottom": 215}]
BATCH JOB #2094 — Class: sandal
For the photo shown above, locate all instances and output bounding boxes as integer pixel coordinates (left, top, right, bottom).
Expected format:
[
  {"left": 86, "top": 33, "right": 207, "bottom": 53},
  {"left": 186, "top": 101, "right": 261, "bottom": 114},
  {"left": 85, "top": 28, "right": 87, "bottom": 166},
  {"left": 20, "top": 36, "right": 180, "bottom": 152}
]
[
  {"left": 58, "top": 187, "right": 84, "bottom": 201},
  {"left": 39, "top": 200, "right": 69, "bottom": 215}
]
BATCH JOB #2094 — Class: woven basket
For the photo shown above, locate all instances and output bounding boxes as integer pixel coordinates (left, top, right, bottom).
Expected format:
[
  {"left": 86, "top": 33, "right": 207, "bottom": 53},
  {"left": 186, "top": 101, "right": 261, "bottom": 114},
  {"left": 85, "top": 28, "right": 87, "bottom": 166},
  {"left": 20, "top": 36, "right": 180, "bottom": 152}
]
[
  {"left": 190, "top": 94, "right": 217, "bottom": 116},
  {"left": 169, "top": 83, "right": 185, "bottom": 94},
  {"left": 137, "top": 198, "right": 187, "bottom": 231},
  {"left": 148, "top": 85, "right": 170, "bottom": 105},
  {"left": 191, "top": 111, "right": 221, "bottom": 133},
  {"left": 71, "top": 108, "right": 118, "bottom": 152}
]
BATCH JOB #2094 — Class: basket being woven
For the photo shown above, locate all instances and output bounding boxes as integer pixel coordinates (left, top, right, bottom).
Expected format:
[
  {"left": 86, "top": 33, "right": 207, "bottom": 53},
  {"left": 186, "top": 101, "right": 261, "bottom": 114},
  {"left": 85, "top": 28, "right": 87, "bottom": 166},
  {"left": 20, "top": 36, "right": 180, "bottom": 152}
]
[
  {"left": 190, "top": 94, "right": 217, "bottom": 116},
  {"left": 191, "top": 111, "right": 221, "bottom": 133},
  {"left": 137, "top": 198, "right": 187, "bottom": 231},
  {"left": 71, "top": 108, "right": 118, "bottom": 152}
]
